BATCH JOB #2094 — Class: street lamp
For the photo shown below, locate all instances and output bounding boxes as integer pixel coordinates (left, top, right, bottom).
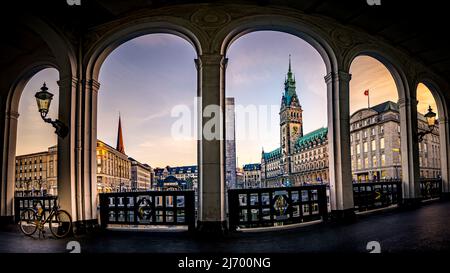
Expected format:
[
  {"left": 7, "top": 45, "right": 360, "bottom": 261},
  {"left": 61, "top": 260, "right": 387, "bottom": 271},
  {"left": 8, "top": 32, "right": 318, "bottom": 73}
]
[
  {"left": 35, "top": 83, "right": 69, "bottom": 138},
  {"left": 418, "top": 105, "right": 437, "bottom": 143}
]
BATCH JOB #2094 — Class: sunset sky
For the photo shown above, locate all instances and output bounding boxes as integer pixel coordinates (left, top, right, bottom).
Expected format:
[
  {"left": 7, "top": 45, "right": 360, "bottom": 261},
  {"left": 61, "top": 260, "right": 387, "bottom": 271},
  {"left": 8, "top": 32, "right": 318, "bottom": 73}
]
[{"left": 16, "top": 32, "right": 438, "bottom": 167}]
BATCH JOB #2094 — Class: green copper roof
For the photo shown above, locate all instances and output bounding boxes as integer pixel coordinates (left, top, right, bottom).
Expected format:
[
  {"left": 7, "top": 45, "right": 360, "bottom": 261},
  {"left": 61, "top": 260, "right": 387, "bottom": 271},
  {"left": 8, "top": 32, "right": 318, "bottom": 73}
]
[
  {"left": 243, "top": 163, "right": 261, "bottom": 171},
  {"left": 263, "top": 148, "right": 281, "bottom": 160},
  {"left": 283, "top": 55, "right": 297, "bottom": 106},
  {"left": 295, "top": 127, "right": 328, "bottom": 149}
]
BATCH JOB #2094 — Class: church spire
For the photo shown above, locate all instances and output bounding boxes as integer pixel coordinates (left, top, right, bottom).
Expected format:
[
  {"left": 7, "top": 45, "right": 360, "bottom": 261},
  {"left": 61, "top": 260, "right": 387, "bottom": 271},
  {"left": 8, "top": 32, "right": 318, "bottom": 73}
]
[{"left": 116, "top": 113, "right": 125, "bottom": 154}]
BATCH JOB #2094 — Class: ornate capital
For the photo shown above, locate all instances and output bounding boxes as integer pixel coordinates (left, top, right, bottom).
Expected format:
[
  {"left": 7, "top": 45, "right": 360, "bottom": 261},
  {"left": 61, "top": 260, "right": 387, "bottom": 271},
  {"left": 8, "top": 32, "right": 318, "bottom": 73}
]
[
  {"left": 197, "top": 54, "right": 227, "bottom": 67},
  {"left": 83, "top": 79, "right": 101, "bottom": 93},
  {"left": 397, "top": 98, "right": 418, "bottom": 108},
  {"left": 324, "top": 71, "right": 352, "bottom": 84},
  {"left": 58, "top": 76, "right": 78, "bottom": 88}
]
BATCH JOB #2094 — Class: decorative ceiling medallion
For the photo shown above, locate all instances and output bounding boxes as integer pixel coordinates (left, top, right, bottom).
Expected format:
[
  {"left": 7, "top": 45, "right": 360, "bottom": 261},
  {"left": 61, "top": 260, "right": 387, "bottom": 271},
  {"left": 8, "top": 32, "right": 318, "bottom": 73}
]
[
  {"left": 331, "top": 29, "right": 354, "bottom": 47},
  {"left": 191, "top": 8, "right": 230, "bottom": 28}
]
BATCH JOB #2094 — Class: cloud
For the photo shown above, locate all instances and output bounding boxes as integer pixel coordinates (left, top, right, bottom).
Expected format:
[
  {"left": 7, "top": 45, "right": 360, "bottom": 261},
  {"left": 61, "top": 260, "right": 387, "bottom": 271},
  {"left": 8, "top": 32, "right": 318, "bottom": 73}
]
[{"left": 142, "top": 109, "right": 171, "bottom": 122}]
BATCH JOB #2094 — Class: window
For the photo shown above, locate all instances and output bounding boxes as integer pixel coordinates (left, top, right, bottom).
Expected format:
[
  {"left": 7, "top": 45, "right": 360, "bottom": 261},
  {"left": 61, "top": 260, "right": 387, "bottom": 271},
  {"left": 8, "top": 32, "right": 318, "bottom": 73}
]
[
  {"left": 372, "top": 156, "right": 377, "bottom": 167},
  {"left": 371, "top": 128, "right": 376, "bottom": 136},
  {"left": 351, "top": 146, "right": 354, "bottom": 156},
  {"left": 363, "top": 142, "right": 368, "bottom": 153},
  {"left": 357, "top": 159, "right": 362, "bottom": 170},
  {"left": 380, "top": 125, "right": 384, "bottom": 134},
  {"left": 381, "top": 154, "right": 386, "bottom": 166},
  {"left": 364, "top": 157, "right": 369, "bottom": 168},
  {"left": 356, "top": 144, "right": 361, "bottom": 154},
  {"left": 371, "top": 140, "right": 376, "bottom": 151},
  {"left": 363, "top": 130, "right": 368, "bottom": 138},
  {"left": 380, "top": 138, "right": 385, "bottom": 150}
]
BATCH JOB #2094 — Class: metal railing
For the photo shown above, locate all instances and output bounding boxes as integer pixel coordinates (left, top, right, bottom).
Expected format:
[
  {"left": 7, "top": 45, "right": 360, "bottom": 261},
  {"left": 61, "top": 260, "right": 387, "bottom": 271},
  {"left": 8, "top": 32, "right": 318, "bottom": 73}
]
[
  {"left": 14, "top": 190, "right": 48, "bottom": 197},
  {"left": 99, "top": 190, "right": 195, "bottom": 231},
  {"left": 353, "top": 181, "right": 403, "bottom": 212},
  {"left": 228, "top": 185, "right": 328, "bottom": 231},
  {"left": 14, "top": 195, "right": 58, "bottom": 223},
  {"left": 420, "top": 178, "right": 442, "bottom": 200}
]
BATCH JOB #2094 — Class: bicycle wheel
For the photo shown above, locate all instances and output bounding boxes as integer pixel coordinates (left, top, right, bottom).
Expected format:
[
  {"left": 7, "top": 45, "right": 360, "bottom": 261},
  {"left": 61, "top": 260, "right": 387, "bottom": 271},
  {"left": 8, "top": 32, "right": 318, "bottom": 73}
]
[
  {"left": 49, "top": 210, "right": 72, "bottom": 238},
  {"left": 19, "top": 208, "right": 38, "bottom": 236}
]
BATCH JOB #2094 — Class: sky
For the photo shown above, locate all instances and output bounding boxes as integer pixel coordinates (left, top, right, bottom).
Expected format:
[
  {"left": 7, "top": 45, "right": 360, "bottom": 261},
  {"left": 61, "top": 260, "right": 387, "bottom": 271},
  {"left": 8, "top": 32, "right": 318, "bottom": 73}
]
[{"left": 16, "top": 32, "right": 438, "bottom": 167}]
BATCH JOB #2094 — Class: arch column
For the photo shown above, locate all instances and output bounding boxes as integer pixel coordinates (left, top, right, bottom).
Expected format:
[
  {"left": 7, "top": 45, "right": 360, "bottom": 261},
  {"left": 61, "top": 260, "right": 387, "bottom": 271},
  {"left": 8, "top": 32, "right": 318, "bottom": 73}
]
[
  {"left": 325, "top": 71, "right": 355, "bottom": 220},
  {"left": 79, "top": 79, "right": 100, "bottom": 228},
  {"left": 56, "top": 75, "right": 78, "bottom": 226},
  {"left": 398, "top": 97, "right": 421, "bottom": 204},
  {"left": 195, "top": 53, "right": 227, "bottom": 233},
  {"left": 58, "top": 75, "right": 99, "bottom": 232},
  {"left": 0, "top": 111, "right": 20, "bottom": 223},
  {"left": 439, "top": 117, "right": 450, "bottom": 197}
]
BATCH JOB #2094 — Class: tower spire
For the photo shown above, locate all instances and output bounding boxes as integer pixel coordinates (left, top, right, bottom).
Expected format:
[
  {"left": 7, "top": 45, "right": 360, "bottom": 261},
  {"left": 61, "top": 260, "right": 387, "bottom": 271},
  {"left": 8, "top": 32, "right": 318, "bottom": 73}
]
[
  {"left": 116, "top": 113, "right": 125, "bottom": 154},
  {"left": 287, "top": 54, "right": 294, "bottom": 81},
  {"left": 288, "top": 54, "right": 292, "bottom": 73}
]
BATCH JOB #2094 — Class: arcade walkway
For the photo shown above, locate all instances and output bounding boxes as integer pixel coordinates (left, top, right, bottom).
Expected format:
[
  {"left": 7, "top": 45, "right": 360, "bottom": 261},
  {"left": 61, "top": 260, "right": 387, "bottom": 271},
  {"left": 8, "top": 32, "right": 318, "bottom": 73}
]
[{"left": 1, "top": 200, "right": 449, "bottom": 253}]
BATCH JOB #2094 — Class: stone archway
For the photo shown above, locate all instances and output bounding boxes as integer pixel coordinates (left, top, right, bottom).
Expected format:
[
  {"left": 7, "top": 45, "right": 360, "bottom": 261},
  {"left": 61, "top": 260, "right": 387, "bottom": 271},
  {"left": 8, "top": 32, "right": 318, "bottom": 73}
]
[
  {"left": 345, "top": 47, "right": 422, "bottom": 202},
  {"left": 2, "top": 62, "right": 59, "bottom": 220},
  {"left": 415, "top": 78, "right": 450, "bottom": 196},
  {"left": 0, "top": 16, "right": 80, "bottom": 225},
  {"left": 212, "top": 13, "right": 359, "bottom": 219},
  {"left": 81, "top": 17, "right": 205, "bottom": 227}
]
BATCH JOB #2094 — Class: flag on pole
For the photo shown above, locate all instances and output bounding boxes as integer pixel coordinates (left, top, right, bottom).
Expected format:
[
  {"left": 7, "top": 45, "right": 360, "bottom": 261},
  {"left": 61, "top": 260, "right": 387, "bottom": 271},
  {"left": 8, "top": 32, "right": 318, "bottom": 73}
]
[{"left": 364, "top": 89, "right": 370, "bottom": 108}]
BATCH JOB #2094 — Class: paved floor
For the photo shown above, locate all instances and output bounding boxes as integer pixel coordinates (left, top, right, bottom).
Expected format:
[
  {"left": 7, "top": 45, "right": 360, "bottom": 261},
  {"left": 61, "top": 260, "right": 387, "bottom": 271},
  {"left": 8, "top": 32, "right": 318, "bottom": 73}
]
[{"left": 1, "top": 200, "right": 450, "bottom": 253}]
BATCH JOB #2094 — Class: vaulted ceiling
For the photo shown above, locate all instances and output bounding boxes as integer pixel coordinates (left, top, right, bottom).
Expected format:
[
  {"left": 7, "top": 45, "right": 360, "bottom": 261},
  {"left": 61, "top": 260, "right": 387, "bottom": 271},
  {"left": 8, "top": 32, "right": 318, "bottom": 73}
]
[{"left": 2, "top": 0, "right": 448, "bottom": 82}]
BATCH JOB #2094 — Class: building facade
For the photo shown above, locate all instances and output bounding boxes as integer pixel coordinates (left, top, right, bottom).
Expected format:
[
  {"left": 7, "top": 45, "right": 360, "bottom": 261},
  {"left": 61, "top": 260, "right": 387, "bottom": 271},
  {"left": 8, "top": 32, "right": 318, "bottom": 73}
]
[
  {"left": 154, "top": 165, "right": 198, "bottom": 191},
  {"left": 236, "top": 167, "right": 244, "bottom": 187},
  {"left": 15, "top": 116, "right": 140, "bottom": 194},
  {"left": 129, "top": 157, "right": 153, "bottom": 191},
  {"left": 15, "top": 145, "right": 58, "bottom": 195},
  {"left": 96, "top": 140, "right": 131, "bottom": 192},
  {"left": 350, "top": 101, "right": 441, "bottom": 181},
  {"left": 243, "top": 163, "right": 262, "bottom": 188}
]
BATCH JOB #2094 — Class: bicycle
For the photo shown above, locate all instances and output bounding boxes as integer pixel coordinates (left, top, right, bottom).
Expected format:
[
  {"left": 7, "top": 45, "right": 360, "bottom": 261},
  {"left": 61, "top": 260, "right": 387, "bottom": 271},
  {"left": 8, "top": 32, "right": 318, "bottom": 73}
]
[{"left": 18, "top": 200, "right": 73, "bottom": 239}]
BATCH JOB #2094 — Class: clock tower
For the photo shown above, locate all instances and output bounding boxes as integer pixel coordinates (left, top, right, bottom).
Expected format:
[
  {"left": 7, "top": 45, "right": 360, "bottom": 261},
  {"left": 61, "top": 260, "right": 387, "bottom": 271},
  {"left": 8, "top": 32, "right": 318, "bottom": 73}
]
[
  {"left": 280, "top": 56, "right": 303, "bottom": 183},
  {"left": 280, "top": 55, "right": 303, "bottom": 155}
]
